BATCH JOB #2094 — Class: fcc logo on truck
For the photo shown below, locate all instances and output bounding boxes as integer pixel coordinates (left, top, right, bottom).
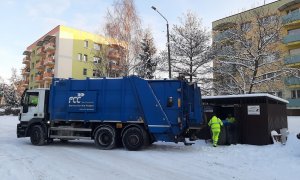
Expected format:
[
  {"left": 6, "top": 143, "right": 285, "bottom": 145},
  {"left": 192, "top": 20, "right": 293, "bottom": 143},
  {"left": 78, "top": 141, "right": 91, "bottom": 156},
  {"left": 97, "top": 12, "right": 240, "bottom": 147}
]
[
  {"left": 68, "top": 92, "right": 97, "bottom": 112},
  {"left": 69, "top": 93, "right": 85, "bottom": 104}
]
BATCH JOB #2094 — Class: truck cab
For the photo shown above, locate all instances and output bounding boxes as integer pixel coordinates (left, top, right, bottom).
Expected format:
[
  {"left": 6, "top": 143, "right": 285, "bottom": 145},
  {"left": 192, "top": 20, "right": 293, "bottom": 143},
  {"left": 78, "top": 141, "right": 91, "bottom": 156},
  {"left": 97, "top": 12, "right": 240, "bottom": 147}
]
[{"left": 17, "top": 89, "right": 49, "bottom": 138}]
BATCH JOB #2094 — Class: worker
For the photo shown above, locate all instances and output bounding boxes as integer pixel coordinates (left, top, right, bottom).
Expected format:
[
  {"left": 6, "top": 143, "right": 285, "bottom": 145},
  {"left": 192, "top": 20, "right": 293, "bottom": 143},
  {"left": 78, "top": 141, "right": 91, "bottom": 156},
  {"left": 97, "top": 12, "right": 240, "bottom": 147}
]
[
  {"left": 29, "top": 96, "right": 38, "bottom": 106},
  {"left": 226, "top": 114, "right": 236, "bottom": 124},
  {"left": 226, "top": 114, "right": 237, "bottom": 144},
  {"left": 208, "top": 114, "right": 223, "bottom": 147}
]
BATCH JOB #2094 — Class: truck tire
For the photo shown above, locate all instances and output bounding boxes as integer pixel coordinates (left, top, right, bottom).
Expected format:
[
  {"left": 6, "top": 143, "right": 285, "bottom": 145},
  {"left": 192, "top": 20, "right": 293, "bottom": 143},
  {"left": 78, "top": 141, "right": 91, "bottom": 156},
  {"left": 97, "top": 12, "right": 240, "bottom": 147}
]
[
  {"left": 94, "top": 126, "right": 116, "bottom": 150},
  {"left": 30, "top": 125, "right": 45, "bottom": 146},
  {"left": 122, "top": 127, "right": 144, "bottom": 151}
]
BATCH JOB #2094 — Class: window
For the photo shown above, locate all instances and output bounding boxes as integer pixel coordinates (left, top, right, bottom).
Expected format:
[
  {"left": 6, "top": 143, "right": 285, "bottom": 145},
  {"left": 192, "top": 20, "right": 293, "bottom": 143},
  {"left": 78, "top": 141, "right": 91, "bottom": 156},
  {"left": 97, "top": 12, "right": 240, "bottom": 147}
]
[
  {"left": 84, "top": 40, "right": 88, "bottom": 48},
  {"left": 93, "top": 57, "right": 101, "bottom": 64},
  {"left": 261, "top": 72, "right": 276, "bottom": 80},
  {"left": 241, "top": 22, "right": 251, "bottom": 32},
  {"left": 260, "top": 15, "right": 276, "bottom": 25},
  {"left": 287, "top": 8, "right": 300, "bottom": 15},
  {"left": 244, "top": 39, "right": 252, "bottom": 47},
  {"left": 93, "top": 43, "right": 101, "bottom": 51},
  {"left": 83, "top": 68, "right": 87, "bottom": 76},
  {"left": 277, "top": 91, "right": 282, "bottom": 98},
  {"left": 263, "top": 53, "right": 279, "bottom": 64},
  {"left": 83, "top": 54, "right": 88, "bottom": 62},
  {"left": 289, "top": 48, "right": 300, "bottom": 56},
  {"left": 291, "top": 90, "right": 300, "bottom": 99},
  {"left": 110, "top": 60, "right": 117, "bottom": 65},
  {"left": 288, "top": 28, "right": 300, "bottom": 36},
  {"left": 78, "top": 53, "right": 82, "bottom": 61},
  {"left": 93, "top": 69, "right": 101, "bottom": 77},
  {"left": 262, "top": 33, "right": 278, "bottom": 44}
]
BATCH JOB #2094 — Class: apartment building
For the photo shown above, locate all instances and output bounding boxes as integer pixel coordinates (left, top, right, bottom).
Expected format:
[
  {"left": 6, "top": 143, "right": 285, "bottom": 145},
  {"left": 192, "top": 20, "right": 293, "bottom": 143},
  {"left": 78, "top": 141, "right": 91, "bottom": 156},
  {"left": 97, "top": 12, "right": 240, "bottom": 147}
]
[
  {"left": 212, "top": 0, "right": 300, "bottom": 115},
  {"left": 20, "top": 25, "right": 125, "bottom": 91}
]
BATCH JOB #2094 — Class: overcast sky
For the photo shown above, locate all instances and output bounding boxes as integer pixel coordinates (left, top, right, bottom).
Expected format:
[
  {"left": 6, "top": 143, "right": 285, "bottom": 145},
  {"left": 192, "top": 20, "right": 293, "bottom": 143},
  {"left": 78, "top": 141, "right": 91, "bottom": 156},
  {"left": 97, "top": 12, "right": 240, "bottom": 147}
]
[{"left": 0, "top": 0, "right": 277, "bottom": 80}]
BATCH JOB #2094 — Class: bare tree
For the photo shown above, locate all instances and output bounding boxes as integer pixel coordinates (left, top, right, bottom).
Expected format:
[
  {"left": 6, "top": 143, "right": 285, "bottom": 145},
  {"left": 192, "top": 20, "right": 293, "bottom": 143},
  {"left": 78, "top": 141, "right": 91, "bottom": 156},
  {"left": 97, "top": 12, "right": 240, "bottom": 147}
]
[
  {"left": 168, "top": 11, "right": 211, "bottom": 83},
  {"left": 212, "top": 8, "right": 285, "bottom": 95},
  {"left": 136, "top": 28, "right": 157, "bottom": 79},
  {"left": 104, "top": 0, "right": 142, "bottom": 76}
]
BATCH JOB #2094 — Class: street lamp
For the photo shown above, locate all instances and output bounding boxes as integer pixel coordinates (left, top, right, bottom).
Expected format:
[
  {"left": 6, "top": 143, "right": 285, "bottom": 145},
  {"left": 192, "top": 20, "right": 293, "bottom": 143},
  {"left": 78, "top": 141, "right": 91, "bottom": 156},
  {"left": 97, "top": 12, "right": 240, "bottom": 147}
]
[{"left": 151, "top": 6, "right": 171, "bottom": 79}]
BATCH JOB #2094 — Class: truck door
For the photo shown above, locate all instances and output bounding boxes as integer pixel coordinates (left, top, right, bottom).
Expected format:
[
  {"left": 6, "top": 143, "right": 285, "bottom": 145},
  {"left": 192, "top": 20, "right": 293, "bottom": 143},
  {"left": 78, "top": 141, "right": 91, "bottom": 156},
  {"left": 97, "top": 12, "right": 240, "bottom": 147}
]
[{"left": 20, "top": 92, "right": 40, "bottom": 122}]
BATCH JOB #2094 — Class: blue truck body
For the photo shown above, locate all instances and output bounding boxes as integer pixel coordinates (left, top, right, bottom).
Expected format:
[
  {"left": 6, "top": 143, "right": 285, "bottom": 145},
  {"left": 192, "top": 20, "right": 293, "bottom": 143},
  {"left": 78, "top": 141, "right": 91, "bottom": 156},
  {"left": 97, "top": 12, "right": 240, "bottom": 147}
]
[
  {"left": 49, "top": 76, "right": 203, "bottom": 142},
  {"left": 17, "top": 76, "right": 204, "bottom": 150}
]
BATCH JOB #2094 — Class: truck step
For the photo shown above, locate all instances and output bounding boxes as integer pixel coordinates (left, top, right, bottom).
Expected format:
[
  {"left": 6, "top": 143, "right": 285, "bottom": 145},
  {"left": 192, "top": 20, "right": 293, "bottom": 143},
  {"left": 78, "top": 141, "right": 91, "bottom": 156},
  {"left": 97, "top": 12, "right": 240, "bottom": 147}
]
[
  {"left": 50, "top": 127, "right": 92, "bottom": 132},
  {"left": 50, "top": 135, "right": 91, "bottom": 140}
]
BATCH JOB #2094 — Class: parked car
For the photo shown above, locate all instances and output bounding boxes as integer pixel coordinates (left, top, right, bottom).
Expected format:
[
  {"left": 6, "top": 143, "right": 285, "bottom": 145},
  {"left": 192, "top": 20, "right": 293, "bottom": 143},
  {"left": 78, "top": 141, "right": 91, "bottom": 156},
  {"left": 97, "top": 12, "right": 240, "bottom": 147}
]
[{"left": 297, "top": 133, "right": 300, "bottom": 140}]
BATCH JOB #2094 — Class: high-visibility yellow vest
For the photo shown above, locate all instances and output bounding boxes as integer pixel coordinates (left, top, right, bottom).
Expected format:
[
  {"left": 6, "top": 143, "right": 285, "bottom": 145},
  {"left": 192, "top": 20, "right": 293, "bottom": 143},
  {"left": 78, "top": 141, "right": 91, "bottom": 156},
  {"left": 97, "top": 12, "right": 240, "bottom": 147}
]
[
  {"left": 227, "top": 117, "right": 236, "bottom": 123},
  {"left": 208, "top": 116, "right": 223, "bottom": 130}
]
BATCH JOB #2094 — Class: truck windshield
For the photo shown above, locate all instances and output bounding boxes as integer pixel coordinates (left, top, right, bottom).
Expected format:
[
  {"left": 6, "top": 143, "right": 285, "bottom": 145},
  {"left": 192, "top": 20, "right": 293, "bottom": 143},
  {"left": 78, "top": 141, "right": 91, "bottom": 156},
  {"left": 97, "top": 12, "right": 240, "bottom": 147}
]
[{"left": 24, "top": 92, "right": 39, "bottom": 107}]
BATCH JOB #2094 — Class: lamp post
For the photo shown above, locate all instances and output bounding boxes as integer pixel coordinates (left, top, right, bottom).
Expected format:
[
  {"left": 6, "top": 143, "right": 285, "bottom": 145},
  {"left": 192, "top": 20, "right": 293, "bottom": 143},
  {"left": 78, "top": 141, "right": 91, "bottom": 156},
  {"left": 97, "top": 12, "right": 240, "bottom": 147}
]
[{"left": 151, "top": 6, "right": 171, "bottom": 79}]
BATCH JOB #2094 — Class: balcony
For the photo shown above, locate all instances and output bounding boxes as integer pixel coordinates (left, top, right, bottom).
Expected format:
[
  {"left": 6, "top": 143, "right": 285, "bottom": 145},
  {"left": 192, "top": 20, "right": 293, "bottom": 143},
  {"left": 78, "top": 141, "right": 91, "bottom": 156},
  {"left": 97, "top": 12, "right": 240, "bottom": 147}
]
[
  {"left": 283, "top": 34, "right": 300, "bottom": 46},
  {"left": 35, "top": 75, "right": 44, "bottom": 83},
  {"left": 214, "top": 29, "right": 237, "bottom": 42},
  {"left": 107, "top": 51, "right": 121, "bottom": 60},
  {"left": 22, "top": 56, "right": 30, "bottom": 64},
  {"left": 287, "top": 98, "right": 300, "bottom": 108},
  {"left": 285, "top": 77, "right": 300, "bottom": 87},
  {"left": 285, "top": 54, "right": 300, "bottom": 66},
  {"left": 44, "top": 42, "right": 55, "bottom": 52},
  {"left": 282, "top": 11, "right": 300, "bottom": 25},
  {"left": 43, "top": 57, "right": 55, "bottom": 66},
  {"left": 36, "top": 47, "right": 45, "bottom": 56},
  {"left": 43, "top": 72, "right": 54, "bottom": 81},
  {"left": 21, "top": 80, "right": 29, "bottom": 87},
  {"left": 21, "top": 68, "right": 30, "bottom": 75},
  {"left": 35, "top": 61, "right": 44, "bottom": 70},
  {"left": 110, "top": 64, "right": 123, "bottom": 71}
]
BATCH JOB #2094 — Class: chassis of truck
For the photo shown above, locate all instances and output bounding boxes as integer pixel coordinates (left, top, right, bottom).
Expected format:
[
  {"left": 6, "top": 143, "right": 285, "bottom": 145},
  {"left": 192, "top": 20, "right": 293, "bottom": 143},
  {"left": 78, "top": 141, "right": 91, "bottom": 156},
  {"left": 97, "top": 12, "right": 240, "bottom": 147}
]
[{"left": 17, "top": 76, "right": 204, "bottom": 150}]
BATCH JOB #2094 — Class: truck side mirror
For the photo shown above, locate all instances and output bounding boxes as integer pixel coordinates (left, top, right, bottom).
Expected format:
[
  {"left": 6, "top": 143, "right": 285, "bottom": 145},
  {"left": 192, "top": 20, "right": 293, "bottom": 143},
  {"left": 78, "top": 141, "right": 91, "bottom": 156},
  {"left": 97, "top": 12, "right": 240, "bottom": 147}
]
[{"left": 167, "top": 97, "right": 173, "bottom": 107}]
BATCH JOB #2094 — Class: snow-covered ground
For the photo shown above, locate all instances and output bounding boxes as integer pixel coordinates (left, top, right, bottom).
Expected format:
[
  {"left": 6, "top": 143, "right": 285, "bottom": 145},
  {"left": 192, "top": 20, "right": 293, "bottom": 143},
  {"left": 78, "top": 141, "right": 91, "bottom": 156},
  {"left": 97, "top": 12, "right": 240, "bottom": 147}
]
[{"left": 0, "top": 116, "right": 299, "bottom": 180}]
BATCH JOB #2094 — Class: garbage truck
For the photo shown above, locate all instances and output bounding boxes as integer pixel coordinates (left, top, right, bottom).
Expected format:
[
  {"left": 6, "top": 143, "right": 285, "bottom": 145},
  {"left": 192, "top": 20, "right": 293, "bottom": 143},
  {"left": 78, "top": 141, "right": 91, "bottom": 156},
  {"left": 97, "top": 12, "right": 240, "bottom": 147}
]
[{"left": 17, "top": 76, "right": 204, "bottom": 150}]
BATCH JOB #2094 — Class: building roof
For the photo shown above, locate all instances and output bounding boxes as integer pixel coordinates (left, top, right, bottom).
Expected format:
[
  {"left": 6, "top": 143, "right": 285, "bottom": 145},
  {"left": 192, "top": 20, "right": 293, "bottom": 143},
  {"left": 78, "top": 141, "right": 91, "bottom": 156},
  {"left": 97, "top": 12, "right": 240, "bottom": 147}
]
[
  {"left": 212, "top": 0, "right": 290, "bottom": 29},
  {"left": 278, "top": 0, "right": 300, "bottom": 11},
  {"left": 202, "top": 93, "right": 289, "bottom": 104}
]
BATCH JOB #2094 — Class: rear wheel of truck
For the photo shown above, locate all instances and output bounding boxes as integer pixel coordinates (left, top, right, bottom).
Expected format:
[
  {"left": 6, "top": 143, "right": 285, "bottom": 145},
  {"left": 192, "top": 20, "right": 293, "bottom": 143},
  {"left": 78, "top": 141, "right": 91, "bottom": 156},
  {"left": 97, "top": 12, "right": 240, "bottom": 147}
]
[
  {"left": 30, "top": 125, "right": 45, "bottom": 146},
  {"left": 122, "top": 127, "right": 144, "bottom": 151},
  {"left": 94, "top": 126, "right": 116, "bottom": 150}
]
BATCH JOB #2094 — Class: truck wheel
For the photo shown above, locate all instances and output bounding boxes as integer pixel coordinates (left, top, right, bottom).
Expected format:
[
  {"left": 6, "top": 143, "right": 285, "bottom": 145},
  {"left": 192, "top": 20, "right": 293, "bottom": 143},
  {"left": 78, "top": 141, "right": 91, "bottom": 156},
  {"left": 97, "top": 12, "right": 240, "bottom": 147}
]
[
  {"left": 94, "top": 126, "right": 116, "bottom": 150},
  {"left": 122, "top": 127, "right": 144, "bottom": 151},
  {"left": 30, "top": 125, "right": 45, "bottom": 146},
  {"left": 142, "top": 129, "right": 150, "bottom": 147}
]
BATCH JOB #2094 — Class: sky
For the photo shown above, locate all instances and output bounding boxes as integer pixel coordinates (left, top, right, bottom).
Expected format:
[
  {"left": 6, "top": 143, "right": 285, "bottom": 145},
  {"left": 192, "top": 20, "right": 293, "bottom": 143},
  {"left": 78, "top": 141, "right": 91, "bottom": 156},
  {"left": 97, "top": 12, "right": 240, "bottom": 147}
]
[{"left": 0, "top": 0, "right": 277, "bottom": 81}]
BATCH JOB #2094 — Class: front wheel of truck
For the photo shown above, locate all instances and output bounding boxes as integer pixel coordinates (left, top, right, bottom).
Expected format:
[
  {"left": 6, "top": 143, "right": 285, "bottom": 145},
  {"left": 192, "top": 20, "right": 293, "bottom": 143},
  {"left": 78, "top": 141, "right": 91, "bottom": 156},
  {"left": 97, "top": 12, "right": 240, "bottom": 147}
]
[{"left": 30, "top": 125, "right": 45, "bottom": 146}]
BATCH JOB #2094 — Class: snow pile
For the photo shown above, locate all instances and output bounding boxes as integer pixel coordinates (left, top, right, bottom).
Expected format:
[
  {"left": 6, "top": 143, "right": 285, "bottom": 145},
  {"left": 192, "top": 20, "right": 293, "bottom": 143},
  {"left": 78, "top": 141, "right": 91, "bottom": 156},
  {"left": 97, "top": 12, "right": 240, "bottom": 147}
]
[{"left": 0, "top": 116, "right": 299, "bottom": 180}]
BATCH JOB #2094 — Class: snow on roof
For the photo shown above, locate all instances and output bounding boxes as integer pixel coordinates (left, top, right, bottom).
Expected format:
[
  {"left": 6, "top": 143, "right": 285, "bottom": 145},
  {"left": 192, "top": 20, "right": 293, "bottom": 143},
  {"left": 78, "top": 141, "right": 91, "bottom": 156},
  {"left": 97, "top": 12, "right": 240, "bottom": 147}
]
[{"left": 202, "top": 93, "right": 289, "bottom": 104}]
